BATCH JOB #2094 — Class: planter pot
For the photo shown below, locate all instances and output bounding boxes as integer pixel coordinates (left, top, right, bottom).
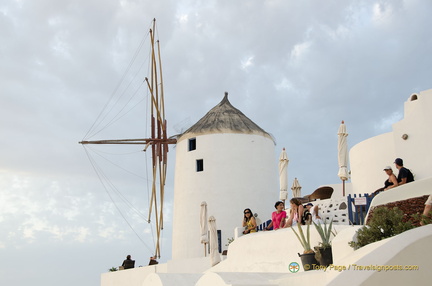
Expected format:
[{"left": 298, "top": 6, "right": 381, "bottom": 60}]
[
  {"left": 298, "top": 252, "right": 319, "bottom": 271},
  {"left": 315, "top": 247, "right": 333, "bottom": 267}
]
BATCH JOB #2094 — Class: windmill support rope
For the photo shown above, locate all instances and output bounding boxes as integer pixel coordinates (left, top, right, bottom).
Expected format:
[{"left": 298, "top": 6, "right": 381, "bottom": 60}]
[{"left": 83, "top": 147, "right": 154, "bottom": 253}]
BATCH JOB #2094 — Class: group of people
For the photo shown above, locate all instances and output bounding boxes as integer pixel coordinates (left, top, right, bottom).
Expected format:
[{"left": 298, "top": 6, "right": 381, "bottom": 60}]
[
  {"left": 241, "top": 158, "right": 420, "bottom": 234},
  {"left": 120, "top": 255, "right": 158, "bottom": 269},
  {"left": 380, "top": 158, "right": 414, "bottom": 192},
  {"left": 242, "top": 199, "right": 323, "bottom": 234}
]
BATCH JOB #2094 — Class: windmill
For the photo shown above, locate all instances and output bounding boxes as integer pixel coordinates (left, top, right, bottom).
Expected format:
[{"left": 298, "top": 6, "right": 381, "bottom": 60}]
[{"left": 79, "top": 19, "right": 175, "bottom": 258}]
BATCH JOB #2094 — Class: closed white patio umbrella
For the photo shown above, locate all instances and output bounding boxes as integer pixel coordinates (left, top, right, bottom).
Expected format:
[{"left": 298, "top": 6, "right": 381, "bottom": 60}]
[
  {"left": 338, "top": 120, "right": 349, "bottom": 196},
  {"left": 291, "top": 177, "right": 302, "bottom": 198},
  {"left": 208, "top": 216, "right": 221, "bottom": 266},
  {"left": 278, "top": 148, "right": 289, "bottom": 203},
  {"left": 200, "top": 201, "right": 208, "bottom": 257}
]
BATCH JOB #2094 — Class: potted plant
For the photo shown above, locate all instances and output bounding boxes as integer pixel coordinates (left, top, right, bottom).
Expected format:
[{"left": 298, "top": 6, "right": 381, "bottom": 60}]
[
  {"left": 291, "top": 223, "right": 319, "bottom": 271},
  {"left": 313, "top": 219, "right": 334, "bottom": 266}
]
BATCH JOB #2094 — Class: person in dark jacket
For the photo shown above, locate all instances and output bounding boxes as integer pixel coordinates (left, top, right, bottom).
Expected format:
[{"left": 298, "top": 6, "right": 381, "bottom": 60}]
[{"left": 122, "top": 255, "right": 135, "bottom": 269}]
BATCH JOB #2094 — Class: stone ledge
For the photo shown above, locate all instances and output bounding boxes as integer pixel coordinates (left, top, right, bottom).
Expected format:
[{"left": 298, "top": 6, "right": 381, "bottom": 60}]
[{"left": 366, "top": 195, "right": 429, "bottom": 225}]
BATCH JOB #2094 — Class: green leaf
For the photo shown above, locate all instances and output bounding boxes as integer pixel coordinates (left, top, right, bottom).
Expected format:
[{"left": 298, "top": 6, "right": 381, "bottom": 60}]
[{"left": 291, "top": 223, "right": 312, "bottom": 253}]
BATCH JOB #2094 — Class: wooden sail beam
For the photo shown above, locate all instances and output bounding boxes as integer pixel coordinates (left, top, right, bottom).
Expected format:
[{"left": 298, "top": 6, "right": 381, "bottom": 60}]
[
  {"left": 145, "top": 77, "right": 165, "bottom": 128},
  {"left": 150, "top": 29, "right": 159, "bottom": 113},
  {"left": 157, "top": 40, "right": 165, "bottom": 120},
  {"left": 79, "top": 138, "right": 176, "bottom": 145}
]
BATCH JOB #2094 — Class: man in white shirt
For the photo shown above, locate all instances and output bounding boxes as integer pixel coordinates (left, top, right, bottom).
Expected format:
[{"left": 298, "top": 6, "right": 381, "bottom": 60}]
[{"left": 305, "top": 203, "right": 323, "bottom": 224}]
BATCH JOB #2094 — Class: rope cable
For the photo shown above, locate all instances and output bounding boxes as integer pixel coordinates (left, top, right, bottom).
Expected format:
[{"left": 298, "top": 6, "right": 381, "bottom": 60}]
[
  {"left": 83, "top": 146, "right": 154, "bottom": 253},
  {"left": 88, "top": 56, "right": 150, "bottom": 139},
  {"left": 83, "top": 21, "right": 154, "bottom": 140},
  {"left": 86, "top": 145, "right": 149, "bottom": 182},
  {"left": 84, "top": 146, "right": 151, "bottom": 221}
]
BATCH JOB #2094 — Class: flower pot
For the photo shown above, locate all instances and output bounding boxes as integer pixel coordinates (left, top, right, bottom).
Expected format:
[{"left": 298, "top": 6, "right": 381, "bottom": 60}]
[
  {"left": 298, "top": 252, "right": 319, "bottom": 271},
  {"left": 315, "top": 247, "right": 333, "bottom": 267}
]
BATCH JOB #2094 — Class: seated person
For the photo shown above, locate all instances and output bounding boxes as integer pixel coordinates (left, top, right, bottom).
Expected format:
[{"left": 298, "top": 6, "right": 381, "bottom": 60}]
[
  {"left": 383, "top": 166, "right": 398, "bottom": 191},
  {"left": 122, "top": 255, "right": 135, "bottom": 269},
  {"left": 265, "top": 201, "right": 286, "bottom": 230},
  {"left": 394, "top": 158, "right": 414, "bottom": 186},
  {"left": 303, "top": 205, "right": 312, "bottom": 224},
  {"left": 372, "top": 166, "right": 399, "bottom": 196},
  {"left": 149, "top": 256, "right": 159, "bottom": 265},
  {"left": 242, "top": 208, "right": 257, "bottom": 234},
  {"left": 284, "top": 198, "right": 304, "bottom": 227},
  {"left": 304, "top": 203, "right": 323, "bottom": 224}
]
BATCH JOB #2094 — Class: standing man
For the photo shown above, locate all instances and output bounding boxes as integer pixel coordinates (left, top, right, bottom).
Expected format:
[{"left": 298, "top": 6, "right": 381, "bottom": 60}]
[{"left": 394, "top": 158, "right": 414, "bottom": 186}]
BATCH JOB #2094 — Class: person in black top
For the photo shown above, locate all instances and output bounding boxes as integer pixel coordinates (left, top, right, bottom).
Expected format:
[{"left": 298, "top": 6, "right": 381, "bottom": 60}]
[
  {"left": 122, "top": 255, "right": 135, "bottom": 269},
  {"left": 383, "top": 166, "right": 398, "bottom": 191},
  {"left": 303, "top": 205, "right": 312, "bottom": 225},
  {"left": 149, "top": 256, "right": 159, "bottom": 265},
  {"left": 394, "top": 158, "right": 414, "bottom": 186}
]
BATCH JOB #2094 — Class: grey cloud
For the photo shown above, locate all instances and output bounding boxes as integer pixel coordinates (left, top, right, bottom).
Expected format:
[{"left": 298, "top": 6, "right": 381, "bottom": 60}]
[{"left": 1, "top": 1, "right": 432, "bottom": 285}]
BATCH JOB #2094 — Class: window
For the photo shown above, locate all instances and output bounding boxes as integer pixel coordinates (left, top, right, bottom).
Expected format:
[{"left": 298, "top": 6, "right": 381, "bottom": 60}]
[
  {"left": 188, "top": 138, "right": 196, "bottom": 151},
  {"left": 196, "top": 159, "right": 204, "bottom": 172}
]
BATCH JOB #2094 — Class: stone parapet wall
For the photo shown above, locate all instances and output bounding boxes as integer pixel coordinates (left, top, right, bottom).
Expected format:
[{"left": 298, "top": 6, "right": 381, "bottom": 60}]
[{"left": 366, "top": 195, "right": 429, "bottom": 226}]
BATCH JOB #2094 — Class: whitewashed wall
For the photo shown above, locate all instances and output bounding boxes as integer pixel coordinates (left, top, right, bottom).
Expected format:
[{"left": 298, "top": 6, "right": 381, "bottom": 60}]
[
  {"left": 309, "top": 197, "right": 350, "bottom": 225},
  {"left": 172, "top": 133, "right": 278, "bottom": 260},
  {"left": 350, "top": 89, "right": 432, "bottom": 195}
]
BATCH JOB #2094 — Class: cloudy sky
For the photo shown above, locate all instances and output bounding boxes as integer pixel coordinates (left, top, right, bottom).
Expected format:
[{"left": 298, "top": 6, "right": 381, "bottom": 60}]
[{"left": 1, "top": 0, "right": 431, "bottom": 285}]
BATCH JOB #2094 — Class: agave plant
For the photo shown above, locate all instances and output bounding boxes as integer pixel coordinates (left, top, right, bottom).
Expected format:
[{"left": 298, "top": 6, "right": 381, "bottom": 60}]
[
  {"left": 313, "top": 219, "right": 334, "bottom": 249},
  {"left": 291, "top": 223, "right": 314, "bottom": 254}
]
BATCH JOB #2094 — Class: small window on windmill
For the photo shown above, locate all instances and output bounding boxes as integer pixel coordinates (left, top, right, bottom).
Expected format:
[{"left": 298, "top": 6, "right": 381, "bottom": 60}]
[
  {"left": 196, "top": 159, "right": 204, "bottom": 172},
  {"left": 188, "top": 138, "right": 196, "bottom": 151}
]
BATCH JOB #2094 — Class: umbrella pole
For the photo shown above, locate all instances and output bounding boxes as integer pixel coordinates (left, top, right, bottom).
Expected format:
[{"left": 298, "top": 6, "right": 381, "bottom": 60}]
[
  {"left": 204, "top": 243, "right": 207, "bottom": 257},
  {"left": 343, "top": 180, "right": 345, "bottom": 197}
]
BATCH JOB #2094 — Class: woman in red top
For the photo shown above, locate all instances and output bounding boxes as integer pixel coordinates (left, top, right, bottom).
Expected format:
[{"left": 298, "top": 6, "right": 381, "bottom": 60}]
[{"left": 265, "top": 201, "right": 286, "bottom": 230}]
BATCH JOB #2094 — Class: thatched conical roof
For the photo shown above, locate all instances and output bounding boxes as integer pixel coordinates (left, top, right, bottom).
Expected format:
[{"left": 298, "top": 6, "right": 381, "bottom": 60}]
[{"left": 178, "top": 92, "right": 274, "bottom": 142}]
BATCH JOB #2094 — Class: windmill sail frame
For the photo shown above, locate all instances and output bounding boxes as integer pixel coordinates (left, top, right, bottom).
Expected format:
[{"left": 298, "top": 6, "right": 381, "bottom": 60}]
[{"left": 79, "top": 19, "right": 176, "bottom": 258}]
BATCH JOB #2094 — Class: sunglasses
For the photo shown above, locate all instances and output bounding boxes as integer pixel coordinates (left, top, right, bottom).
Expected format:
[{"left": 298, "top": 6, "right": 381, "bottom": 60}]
[{"left": 244, "top": 211, "right": 251, "bottom": 214}]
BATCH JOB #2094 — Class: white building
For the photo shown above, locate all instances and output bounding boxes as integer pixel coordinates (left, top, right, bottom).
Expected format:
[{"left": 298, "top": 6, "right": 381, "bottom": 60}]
[
  {"left": 102, "top": 89, "right": 432, "bottom": 286},
  {"left": 171, "top": 92, "right": 278, "bottom": 259},
  {"left": 350, "top": 89, "right": 432, "bottom": 194}
]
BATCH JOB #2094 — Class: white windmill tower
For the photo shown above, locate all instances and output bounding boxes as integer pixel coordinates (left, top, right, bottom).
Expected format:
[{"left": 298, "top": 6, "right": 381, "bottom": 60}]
[{"left": 171, "top": 92, "right": 278, "bottom": 260}]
